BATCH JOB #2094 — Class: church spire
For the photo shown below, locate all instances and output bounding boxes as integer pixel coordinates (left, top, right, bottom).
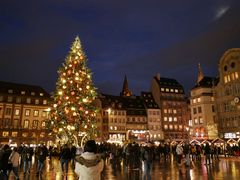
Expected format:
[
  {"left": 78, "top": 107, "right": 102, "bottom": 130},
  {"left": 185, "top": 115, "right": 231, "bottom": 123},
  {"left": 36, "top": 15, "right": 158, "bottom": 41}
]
[
  {"left": 197, "top": 63, "right": 204, "bottom": 83},
  {"left": 120, "top": 75, "right": 132, "bottom": 97}
]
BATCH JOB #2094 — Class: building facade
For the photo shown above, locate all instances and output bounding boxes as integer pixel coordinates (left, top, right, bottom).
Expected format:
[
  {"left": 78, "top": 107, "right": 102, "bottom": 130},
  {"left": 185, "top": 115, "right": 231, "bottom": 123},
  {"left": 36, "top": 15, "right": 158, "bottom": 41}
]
[
  {"left": 0, "top": 81, "right": 51, "bottom": 146},
  {"left": 214, "top": 48, "right": 240, "bottom": 139},
  {"left": 189, "top": 64, "right": 218, "bottom": 140},
  {"left": 151, "top": 74, "right": 189, "bottom": 141}
]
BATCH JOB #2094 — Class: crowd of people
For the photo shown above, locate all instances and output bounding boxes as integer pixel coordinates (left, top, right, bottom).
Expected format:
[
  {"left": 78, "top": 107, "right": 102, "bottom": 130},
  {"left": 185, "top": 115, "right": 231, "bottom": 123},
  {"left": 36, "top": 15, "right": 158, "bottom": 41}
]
[{"left": 0, "top": 140, "right": 240, "bottom": 180}]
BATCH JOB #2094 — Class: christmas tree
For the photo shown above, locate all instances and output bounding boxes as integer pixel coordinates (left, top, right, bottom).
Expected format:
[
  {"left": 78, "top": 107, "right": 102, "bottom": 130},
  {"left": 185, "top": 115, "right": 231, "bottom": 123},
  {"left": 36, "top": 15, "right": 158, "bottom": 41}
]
[{"left": 46, "top": 36, "right": 98, "bottom": 145}]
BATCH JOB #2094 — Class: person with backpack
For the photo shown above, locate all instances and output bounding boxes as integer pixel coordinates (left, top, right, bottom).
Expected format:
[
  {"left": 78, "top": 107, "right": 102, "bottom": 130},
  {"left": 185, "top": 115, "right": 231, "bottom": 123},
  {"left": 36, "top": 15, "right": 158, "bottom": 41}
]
[
  {"left": 142, "top": 141, "right": 154, "bottom": 180},
  {"left": 9, "top": 147, "right": 20, "bottom": 179}
]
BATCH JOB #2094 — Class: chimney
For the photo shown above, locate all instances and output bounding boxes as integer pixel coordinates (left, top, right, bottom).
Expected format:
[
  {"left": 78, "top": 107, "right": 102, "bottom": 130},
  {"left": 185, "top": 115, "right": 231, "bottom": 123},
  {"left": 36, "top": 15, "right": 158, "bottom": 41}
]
[{"left": 156, "top": 73, "right": 160, "bottom": 80}]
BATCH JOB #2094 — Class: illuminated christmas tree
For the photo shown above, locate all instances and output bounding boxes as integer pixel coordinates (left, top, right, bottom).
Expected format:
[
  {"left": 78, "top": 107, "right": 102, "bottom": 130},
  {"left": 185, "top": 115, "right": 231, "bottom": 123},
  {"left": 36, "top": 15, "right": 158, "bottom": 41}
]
[{"left": 47, "top": 36, "right": 98, "bottom": 144}]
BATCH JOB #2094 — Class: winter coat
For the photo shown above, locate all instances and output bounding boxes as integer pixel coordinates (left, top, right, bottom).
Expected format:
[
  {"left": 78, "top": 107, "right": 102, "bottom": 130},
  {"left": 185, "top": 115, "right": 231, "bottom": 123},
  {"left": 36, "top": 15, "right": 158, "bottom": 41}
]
[
  {"left": 10, "top": 151, "right": 20, "bottom": 167},
  {"left": 75, "top": 152, "right": 104, "bottom": 180}
]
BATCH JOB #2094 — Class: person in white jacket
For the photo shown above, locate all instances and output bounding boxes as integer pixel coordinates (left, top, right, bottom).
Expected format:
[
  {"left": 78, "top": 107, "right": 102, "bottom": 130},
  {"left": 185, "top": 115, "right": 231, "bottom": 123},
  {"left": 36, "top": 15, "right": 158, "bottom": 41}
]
[
  {"left": 9, "top": 147, "right": 20, "bottom": 180},
  {"left": 75, "top": 140, "right": 104, "bottom": 180}
]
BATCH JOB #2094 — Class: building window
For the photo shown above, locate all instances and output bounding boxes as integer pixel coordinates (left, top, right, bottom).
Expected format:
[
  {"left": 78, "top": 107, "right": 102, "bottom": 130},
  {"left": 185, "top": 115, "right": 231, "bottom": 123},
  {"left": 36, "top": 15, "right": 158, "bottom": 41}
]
[
  {"left": 26, "top": 98, "right": 31, "bottom": 104},
  {"left": 16, "top": 97, "right": 21, "bottom": 103},
  {"left": 2, "top": 131, "right": 9, "bottom": 137},
  {"left": 194, "top": 118, "right": 198, "bottom": 124},
  {"left": 0, "top": 96, "right": 3, "bottom": 101},
  {"left": 7, "top": 96, "right": 13, "bottom": 102},
  {"left": 12, "top": 132, "right": 18, "bottom": 137},
  {"left": 193, "top": 99, "right": 196, "bottom": 104},
  {"left": 33, "top": 120, "right": 38, "bottom": 129},
  {"left": 193, "top": 108, "right": 197, "bottom": 114},
  {"left": 169, "top": 125, "right": 173, "bottom": 130},
  {"left": 43, "top": 100, "right": 48, "bottom": 105},
  {"left": 40, "top": 93, "right": 44, "bottom": 96},
  {"left": 173, "top": 117, "right": 177, "bottom": 122},
  {"left": 42, "top": 122, "right": 45, "bottom": 128},
  {"left": 5, "top": 108, "right": 12, "bottom": 115},
  {"left": 199, "top": 117, "right": 203, "bottom": 124},
  {"left": 21, "top": 91, "right": 25, "bottom": 95},
  {"left": 13, "top": 119, "right": 19, "bottom": 128},
  {"left": 25, "top": 109, "right": 30, "bottom": 116},
  {"left": 169, "top": 117, "right": 173, "bottom": 122},
  {"left": 164, "top": 125, "right": 168, "bottom": 130},
  {"left": 175, "top": 89, "right": 179, "bottom": 93},
  {"left": 164, "top": 109, "right": 167, "bottom": 114},
  {"left": 15, "top": 109, "right": 20, "bottom": 116},
  {"left": 31, "top": 92, "right": 35, "bottom": 96},
  {"left": 198, "top": 106, "right": 202, "bottom": 113},
  {"left": 8, "top": 89, "right": 13, "bottom": 93},
  {"left": 35, "top": 99, "right": 39, "bottom": 104},
  {"left": 161, "top": 88, "right": 165, "bottom": 92},
  {"left": 33, "top": 110, "right": 39, "bottom": 117},
  {"left": 212, "top": 105, "right": 215, "bottom": 112},
  {"left": 197, "top": 98, "right": 201, "bottom": 103},
  {"left": 174, "top": 125, "right": 178, "bottom": 130},
  {"left": 235, "top": 72, "right": 239, "bottom": 79},
  {"left": 24, "top": 120, "right": 29, "bottom": 128},
  {"left": 164, "top": 117, "right": 168, "bottom": 121}
]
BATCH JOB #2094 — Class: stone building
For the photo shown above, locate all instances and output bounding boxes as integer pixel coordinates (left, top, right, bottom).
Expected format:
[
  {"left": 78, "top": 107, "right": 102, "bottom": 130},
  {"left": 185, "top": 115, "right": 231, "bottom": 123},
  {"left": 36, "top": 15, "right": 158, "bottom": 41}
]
[
  {"left": 214, "top": 48, "right": 240, "bottom": 139},
  {"left": 0, "top": 81, "right": 51, "bottom": 146},
  {"left": 189, "top": 64, "right": 218, "bottom": 140}
]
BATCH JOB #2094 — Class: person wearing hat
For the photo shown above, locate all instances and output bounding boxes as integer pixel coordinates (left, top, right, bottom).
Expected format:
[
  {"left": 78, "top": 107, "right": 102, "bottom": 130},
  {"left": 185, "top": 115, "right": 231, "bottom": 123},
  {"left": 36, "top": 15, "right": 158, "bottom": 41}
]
[{"left": 75, "top": 140, "right": 104, "bottom": 180}]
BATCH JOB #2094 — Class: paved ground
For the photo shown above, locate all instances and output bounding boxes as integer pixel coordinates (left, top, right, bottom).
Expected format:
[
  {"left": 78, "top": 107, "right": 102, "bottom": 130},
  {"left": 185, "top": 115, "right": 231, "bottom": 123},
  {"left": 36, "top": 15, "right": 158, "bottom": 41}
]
[{"left": 6, "top": 155, "right": 240, "bottom": 180}]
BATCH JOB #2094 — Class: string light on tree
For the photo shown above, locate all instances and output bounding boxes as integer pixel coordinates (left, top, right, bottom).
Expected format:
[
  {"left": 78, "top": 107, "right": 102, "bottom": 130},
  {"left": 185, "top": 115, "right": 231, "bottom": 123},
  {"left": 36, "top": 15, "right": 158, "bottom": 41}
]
[{"left": 45, "top": 36, "right": 99, "bottom": 144}]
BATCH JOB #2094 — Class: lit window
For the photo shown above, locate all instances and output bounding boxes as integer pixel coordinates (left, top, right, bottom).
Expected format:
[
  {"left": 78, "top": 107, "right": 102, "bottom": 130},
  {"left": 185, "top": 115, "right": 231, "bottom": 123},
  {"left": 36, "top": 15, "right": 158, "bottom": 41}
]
[
  {"left": 33, "top": 110, "right": 39, "bottom": 117},
  {"left": 169, "top": 117, "right": 172, "bottom": 122},
  {"left": 24, "top": 120, "right": 29, "bottom": 128},
  {"left": 42, "top": 111, "right": 47, "bottom": 117},
  {"left": 8, "top": 89, "right": 13, "bottom": 93},
  {"left": 193, "top": 99, "right": 196, "bottom": 104},
  {"left": 42, "top": 122, "right": 45, "bottom": 128},
  {"left": 164, "top": 125, "right": 168, "bottom": 129},
  {"left": 164, "top": 109, "right": 167, "bottom": 113},
  {"left": 179, "top": 125, "right": 182, "bottom": 129},
  {"left": 43, "top": 100, "right": 47, "bottom": 105},
  {"left": 175, "top": 89, "right": 179, "bottom": 93},
  {"left": 26, "top": 98, "right": 31, "bottom": 104},
  {"left": 170, "top": 89, "right": 174, "bottom": 92},
  {"left": 40, "top": 93, "right": 44, "bottom": 96},
  {"left": 35, "top": 99, "right": 39, "bottom": 104},
  {"left": 235, "top": 72, "right": 239, "bottom": 79},
  {"left": 31, "top": 92, "right": 35, "bottom": 96},
  {"left": 199, "top": 117, "right": 203, "bottom": 124},
  {"left": 12, "top": 132, "right": 18, "bottom": 137},
  {"left": 168, "top": 109, "right": 172, "bottom": 113},
  {"left": 173, "top": 109, "right": 177, "bottom": 114},
  {"left": 224, "top": 76, "right": 228, "bottom": 83},
  {"left": 2, "top": 131, "right": 9, "bottom": 137},
  {"left": 232, "top": 73, "right": 235, "bottom": 80},
  {"left": 174, "top": 125, "right": 178, "bottom": 130},
  {"left": 161, "top": 88, "right": 165, "bottom": 92},
  {"left": 164, "top": 117, "right": 168, "bottom": 121},
  {"left": 173, "top": 117, "right": 177, "bottom": 121},
  {"left": 194, "top": 118, "right": 198, "bottom": 124},
  {"left": 33, "top": 120, "right": 38, "bottom": 129},
  {"left": 166, "top": 88, "right": 169, "bottom": 92},
  {"left": 15, "top": 109, "right": 20, "bottom": 116},
  {"left": 227, "top": 75, "right": 230, "bottom": 82},
  {"left": 21, "top": 91, "right": 25, "bottom": 95},
  {"left": 169, "top": 125, "right": 173, "bottom": 129},
  {"left": 197, "top": 98, "right": 201, "bottom": 103},
  {"left": 110, "top": 126, "right": 113, "bottom": 130},
  {"left": 25, "top": 109, "right": 30, "bottom": 116}
]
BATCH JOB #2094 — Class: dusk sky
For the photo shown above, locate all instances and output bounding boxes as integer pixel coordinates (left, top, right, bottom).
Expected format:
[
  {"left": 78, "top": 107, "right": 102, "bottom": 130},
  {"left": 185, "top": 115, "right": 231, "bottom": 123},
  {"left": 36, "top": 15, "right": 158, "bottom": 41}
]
[{"left": 1, "top": 0, "right": 240, "bottom": 96}]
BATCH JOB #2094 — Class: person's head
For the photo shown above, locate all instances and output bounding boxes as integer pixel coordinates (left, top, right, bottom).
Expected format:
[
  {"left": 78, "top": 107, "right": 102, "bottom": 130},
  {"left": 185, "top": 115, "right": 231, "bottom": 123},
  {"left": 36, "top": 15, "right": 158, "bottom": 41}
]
[{"left": 84, "top": 140, "right": 97, "bottom": 153}]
